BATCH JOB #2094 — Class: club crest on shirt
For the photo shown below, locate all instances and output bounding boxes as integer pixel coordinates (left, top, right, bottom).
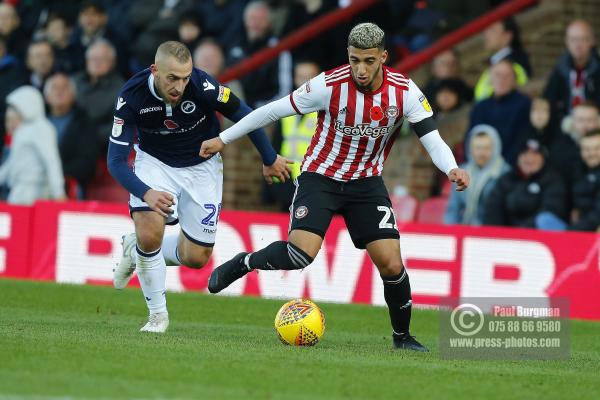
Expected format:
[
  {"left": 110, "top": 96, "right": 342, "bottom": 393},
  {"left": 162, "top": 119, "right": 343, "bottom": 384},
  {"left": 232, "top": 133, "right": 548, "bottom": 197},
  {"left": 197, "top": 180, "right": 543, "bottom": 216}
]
[
  {"left": 295, "top": 206, "right": 308, "bottom": 219},
  {"left": 181, "top": 100, "right": 196, "bottom": 114},
  {"left": 386, "top": 105, "right": 399, "bottom": 118},
  {"left": 370, "top": 105, "right": 384, "bottom": 121},
  {"left": 419, "top": 95, "right": 432, "bottom": 112}
]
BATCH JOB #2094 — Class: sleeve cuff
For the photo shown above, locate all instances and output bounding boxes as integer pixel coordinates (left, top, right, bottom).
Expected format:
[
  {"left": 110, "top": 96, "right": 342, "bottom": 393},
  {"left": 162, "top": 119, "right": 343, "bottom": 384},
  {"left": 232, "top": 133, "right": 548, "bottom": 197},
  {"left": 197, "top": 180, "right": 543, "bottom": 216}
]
[{"left": 289, "top": 93, "right": 301, "bottom": 115}]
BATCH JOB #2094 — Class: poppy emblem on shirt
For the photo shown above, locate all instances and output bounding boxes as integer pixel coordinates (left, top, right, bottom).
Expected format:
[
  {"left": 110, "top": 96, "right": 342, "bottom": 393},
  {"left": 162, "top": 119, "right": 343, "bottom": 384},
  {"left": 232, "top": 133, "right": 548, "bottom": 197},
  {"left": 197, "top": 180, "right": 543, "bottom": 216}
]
[
  {"left": 164, "top": 119, "right": 179, "bottom": 129},
  {"left": 370, "top": 105, "right": 384, "bottom": 121}
]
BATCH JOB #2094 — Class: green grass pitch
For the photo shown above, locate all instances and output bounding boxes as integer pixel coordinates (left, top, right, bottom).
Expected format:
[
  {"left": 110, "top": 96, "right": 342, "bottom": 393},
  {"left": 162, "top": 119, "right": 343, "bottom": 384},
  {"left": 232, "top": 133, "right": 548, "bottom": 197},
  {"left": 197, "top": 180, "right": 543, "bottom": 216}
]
[{"left": 1, "top": 279, "right": 599, "bottom": 400}]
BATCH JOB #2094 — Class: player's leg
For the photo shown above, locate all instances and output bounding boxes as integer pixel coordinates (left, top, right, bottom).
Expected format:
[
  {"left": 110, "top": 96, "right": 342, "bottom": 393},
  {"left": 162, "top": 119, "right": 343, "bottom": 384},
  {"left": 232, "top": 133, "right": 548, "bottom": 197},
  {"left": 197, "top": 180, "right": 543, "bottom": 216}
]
[
  {"left": 365, "top": 239, "right": 426, "bottom": 351},
  {"left": 164, "top": 152, "right": 222, "bottom": 274},
  {"left": 207, "top": 228, "right": 323, "bottom": 294},
  {"left": 208, "top": 172, "right": 335, "bottom": 293},
  {"left": 133, "top": 210, "right": 170, "bottom": 333},
  {"left": 114, "top": 149, "right": 179, "bottom": 288},
  {"left": 342, "top": 176, "right": 427, "bottom": 351},
  {"left": 162, "top": 231, "right": 213, "bottom": 268}
]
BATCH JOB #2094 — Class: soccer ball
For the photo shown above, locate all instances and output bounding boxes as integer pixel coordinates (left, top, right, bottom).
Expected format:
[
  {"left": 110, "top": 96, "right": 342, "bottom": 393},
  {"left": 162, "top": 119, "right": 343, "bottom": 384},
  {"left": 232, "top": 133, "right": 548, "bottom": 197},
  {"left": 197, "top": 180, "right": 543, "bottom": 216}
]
[{"left": 274, "top": 299, "right": 325, "bottom": 346}]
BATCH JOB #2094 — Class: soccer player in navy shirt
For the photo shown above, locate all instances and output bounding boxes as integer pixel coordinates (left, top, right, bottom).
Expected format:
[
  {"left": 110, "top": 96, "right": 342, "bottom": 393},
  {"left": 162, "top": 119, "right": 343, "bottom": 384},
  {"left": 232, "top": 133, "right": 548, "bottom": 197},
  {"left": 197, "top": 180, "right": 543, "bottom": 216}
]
[{"left": 108, "top": 41, "right": 291, "bottom": 332}]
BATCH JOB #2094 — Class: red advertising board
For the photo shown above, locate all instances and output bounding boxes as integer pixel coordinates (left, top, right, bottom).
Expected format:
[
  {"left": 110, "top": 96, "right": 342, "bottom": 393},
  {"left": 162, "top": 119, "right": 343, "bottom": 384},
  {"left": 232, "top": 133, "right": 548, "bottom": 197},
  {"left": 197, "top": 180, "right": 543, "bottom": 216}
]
[
  {"left": 2, "top": 200, "right": 600, "bottom": 320},
  {"left": 0, "top": 203, "right": 32, "bottom": 278}
]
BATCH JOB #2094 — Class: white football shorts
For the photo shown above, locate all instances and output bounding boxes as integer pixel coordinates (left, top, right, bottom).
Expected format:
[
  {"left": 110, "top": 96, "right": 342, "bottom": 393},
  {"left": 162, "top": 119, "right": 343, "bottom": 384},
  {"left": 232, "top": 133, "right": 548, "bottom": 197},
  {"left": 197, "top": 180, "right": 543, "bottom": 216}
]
[{"left": 129, "top": 147, "right": 223, "bottom": 247}]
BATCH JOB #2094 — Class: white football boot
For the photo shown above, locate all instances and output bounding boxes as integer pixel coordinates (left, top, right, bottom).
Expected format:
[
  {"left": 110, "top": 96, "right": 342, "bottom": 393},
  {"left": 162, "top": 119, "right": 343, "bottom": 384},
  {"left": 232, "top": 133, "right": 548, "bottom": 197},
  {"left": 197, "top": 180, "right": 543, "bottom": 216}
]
[
  {"left": 113, "top": 233, "right": 137, "bottom": 289},
  {"left": 140, "top": 312, "right": 169, "bottom": 333}
]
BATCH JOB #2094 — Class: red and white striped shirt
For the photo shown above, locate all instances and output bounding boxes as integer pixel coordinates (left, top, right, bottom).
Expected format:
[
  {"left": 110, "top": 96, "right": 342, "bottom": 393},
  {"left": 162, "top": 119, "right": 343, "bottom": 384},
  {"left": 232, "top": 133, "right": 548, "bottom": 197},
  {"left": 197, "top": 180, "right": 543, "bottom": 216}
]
[{"left": 289, "top": 64, "right": 433, "bottom": 181}]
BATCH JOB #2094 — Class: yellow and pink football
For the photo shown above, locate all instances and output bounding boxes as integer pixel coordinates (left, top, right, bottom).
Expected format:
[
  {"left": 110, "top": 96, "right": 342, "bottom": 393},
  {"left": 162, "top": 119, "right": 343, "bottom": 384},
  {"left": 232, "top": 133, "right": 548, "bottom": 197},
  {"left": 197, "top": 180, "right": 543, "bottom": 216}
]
[{"left": 274, "top": 299, "right": 326, "bottom": 346}]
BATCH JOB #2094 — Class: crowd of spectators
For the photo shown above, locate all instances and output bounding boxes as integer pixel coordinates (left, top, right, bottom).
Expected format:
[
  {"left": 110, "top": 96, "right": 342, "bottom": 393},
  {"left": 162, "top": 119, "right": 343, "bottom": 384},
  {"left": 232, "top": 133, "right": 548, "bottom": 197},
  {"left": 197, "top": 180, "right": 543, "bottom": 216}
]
[
  {"left": 1, "top": 0, "right": 599, "bottom": 231},
  {"left": 442, "top": 16, "right": 600, "bottom": 232}
]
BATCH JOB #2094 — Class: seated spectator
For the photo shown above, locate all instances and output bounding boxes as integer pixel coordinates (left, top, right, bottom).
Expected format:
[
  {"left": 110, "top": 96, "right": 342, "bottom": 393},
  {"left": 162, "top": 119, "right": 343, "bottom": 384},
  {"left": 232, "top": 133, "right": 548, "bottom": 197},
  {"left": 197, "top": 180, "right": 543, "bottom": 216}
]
[
  {"left": 445, "top": 125, "right": 510, "bottom": 225},
  {"left": 73, "top": 39, "right": 125, "bottom": 145},
  {"left": 431, "top": 78, "right": 469, "bottom": 116},
  {"left": 281, "top": 0, "right": 343, "bottom": 69},
  {"left": 44, "top": 73, "right": 99, "bottom": 197},
  {"left": 0, "top": 36, "right": 27, "bottom": 155},
  {"left": 568, "top": 130, "right": 600, "bottom": 231},
  {"left": 193, "top": 38, "right": 245, "bottom": 102},
  {"left": 264, "top": 60, "right": 321, "bottom": 211},
  {"left": 550, "top": 101, "right": 600, "bottom": 183},
  {"left": 13, "top": 1, "right": 78, "bottom": 42},
  {"left": 474, "top": 17, "right": 531, "bottom": 101},
  {"left": 0, "top": 86, "right": 65, "bottom": 205},
  {"left": 423, "top": 49, "right": 472, "bottom": 104},
  {"left": 520, "top": 98, "right": 560, "bottom": 150},
  {"left": 392, "top": 0, "right": 491, "bottom": 49},
  {"left": 228, "top": 1, "right": 292, "bottom": 108},
  {"left": 196, "top": 0, "right": 246, "bottom": 54},
  {"left": 71, "top": 0, "right": 129, "bottom": 78},
  {"left": 26, "top": 39, "right": 56, "bottom": 90},
  {"left": 483, "top": 138, "right": 567, "bottom": 229},
  {"left": 544, "top": 20, "right": 600, "bottom": 121},
  {"left": 129, "top": 0, "right": 195, "bottom": 68},
  {"left": 0, "top": 2, "right": 29, "bottom": 61},
  {"left": 468, "top": 60, "right": 531, "bottom": 166},
  {"left": 178, "top": 12, "right": 205, "bottom": 53},
  {"left": 427, "top": 0, "right": 491, "bottom": 35},
  {"left": 44, "top": 13, "right": 85, "bottom": 74}
]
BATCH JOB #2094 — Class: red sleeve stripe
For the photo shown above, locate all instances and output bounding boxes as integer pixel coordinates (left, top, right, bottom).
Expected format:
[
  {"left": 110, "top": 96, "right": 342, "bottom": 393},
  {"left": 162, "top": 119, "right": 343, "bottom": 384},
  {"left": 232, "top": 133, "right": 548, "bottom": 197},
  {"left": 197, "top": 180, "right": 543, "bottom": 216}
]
[{"left": 289, "top": 93, "right": 301, "bottom": 114}]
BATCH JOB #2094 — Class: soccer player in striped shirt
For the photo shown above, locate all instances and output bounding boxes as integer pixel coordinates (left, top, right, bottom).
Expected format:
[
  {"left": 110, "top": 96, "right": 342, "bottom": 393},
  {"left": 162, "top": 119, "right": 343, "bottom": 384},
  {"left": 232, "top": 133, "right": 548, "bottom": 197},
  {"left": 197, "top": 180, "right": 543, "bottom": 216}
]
[{"left": 200, "top": 23, "right": 469, "bottom": 351}]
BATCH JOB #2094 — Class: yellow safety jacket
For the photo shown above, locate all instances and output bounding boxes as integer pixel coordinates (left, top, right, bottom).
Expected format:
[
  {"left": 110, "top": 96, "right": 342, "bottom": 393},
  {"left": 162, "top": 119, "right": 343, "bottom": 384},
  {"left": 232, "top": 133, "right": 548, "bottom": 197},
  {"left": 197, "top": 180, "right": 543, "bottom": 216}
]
[
  {"left": 474, "top": 62, "right": 529, "bottom": 101},
  {"left": 280, "top": 113, "right": 317, "bottom": 179}
]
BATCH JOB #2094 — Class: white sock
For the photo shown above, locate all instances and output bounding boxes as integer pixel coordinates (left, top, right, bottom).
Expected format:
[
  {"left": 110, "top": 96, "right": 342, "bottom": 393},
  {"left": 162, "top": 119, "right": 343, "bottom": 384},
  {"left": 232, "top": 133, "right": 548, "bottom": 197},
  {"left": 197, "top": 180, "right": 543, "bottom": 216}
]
[
  {"left": 136, "top": 246, "right": 167, "bottom": 314},
  {"left": 162, "top": 233, "right": 182, "bottom": 266}
]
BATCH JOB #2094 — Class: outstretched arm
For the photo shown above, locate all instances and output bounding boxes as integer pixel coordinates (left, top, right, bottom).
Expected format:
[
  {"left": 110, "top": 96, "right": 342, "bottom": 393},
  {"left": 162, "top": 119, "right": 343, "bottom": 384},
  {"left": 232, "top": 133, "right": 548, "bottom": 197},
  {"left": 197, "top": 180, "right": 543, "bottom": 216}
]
[
  {"left": 200, "top": 95, "right": 297, "bottom": 157},
  {"left": 404, "top": 78, "right": 469, "bottom": 191},
  {"left": 216, "top": 89, "right": 282, "bottom": 166}
]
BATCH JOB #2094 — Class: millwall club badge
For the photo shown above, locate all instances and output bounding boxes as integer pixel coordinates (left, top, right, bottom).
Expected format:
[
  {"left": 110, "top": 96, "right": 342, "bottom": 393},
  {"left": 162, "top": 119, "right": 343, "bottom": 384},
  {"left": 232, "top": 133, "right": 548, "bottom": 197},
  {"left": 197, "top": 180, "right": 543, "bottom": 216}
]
[
  {"left": 295, "top": 206, "right": 308, "bottom": 219},
  {"left": 386, "top": 105, "right": 399, "bottom": 118},
  {"left": 181, "top": 100, "right": 196, "bottom": 114},
  {"left": 370, "top": 105, "right": 384, "bottom": 121}
]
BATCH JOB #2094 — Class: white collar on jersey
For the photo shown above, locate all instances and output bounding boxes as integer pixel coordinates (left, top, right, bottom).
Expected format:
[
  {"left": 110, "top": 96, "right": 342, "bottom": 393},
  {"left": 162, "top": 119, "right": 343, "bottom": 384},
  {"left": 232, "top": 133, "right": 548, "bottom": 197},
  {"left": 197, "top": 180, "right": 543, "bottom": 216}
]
[
  {"left": 148, "top": 73, "right": 174, "bottom": 116},
  {"left": 148, "top": 73, "right": 163, "bottom": 101}
]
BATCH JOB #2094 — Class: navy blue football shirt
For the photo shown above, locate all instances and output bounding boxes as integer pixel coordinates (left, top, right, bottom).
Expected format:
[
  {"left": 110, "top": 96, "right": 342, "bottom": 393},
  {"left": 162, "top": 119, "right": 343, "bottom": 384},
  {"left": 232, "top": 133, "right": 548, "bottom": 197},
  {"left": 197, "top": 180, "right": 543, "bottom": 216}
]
[{"left": 107, "top": 67, "right": 276, "bottom": 199}]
